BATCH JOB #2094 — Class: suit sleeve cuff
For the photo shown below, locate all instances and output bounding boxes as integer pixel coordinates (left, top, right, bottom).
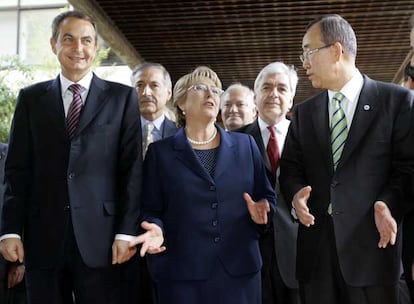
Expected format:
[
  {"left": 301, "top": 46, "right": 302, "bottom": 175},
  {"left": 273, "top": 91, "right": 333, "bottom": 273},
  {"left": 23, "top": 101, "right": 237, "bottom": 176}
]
[
  {"left": 0, "top": 234, "right": 21, "bottom": 242},
  {"left": 114, "top": 234, "right": 135, "bottom": 242}
]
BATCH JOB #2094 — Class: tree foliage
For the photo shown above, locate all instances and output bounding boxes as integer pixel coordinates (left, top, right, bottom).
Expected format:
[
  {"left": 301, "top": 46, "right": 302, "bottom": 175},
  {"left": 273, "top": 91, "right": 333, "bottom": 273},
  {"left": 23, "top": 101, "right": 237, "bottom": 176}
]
[{"left": 0, "top": 55, "right": 34, "bottom": 143}]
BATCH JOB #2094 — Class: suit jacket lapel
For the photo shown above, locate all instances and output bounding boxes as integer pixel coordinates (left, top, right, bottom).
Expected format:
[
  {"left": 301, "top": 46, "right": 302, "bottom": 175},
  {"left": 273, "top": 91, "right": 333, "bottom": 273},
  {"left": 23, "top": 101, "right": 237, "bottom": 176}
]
[
  {"left": 311, "top": 92, "right": 334, "bottom": 172},
  {"left": 173, "top": 128, "right": 214, "bottom": 183},
  {"left": 42, "top": 77, "right": 67, "bottom": 137},
  {"left": 245, "top": 120, "right": 270, "bottom": 171},
  {"left": 337, "top": 76, "right": 379, "bottom": 171},
  {"left": 162, "top": 118, "right": 178, "bottom": 138},
  {"left": 76, "top": 74, "right": 110, "bottom": 137}
]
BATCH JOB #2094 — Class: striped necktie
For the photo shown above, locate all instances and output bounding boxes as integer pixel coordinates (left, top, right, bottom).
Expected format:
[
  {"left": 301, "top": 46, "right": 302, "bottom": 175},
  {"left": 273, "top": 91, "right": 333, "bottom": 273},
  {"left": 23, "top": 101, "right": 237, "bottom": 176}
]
[
  {"left": 67, "top": 84, "right": 83, "bottom": 140},
  {"left": 142, "top": 122, "right": 155, "bottom": 158},
  {"left": 328, "top": 92, "right": 347, "bottom": 215},
  {"left": 330, "top": 92, "right": 347, "bottom": 170}
]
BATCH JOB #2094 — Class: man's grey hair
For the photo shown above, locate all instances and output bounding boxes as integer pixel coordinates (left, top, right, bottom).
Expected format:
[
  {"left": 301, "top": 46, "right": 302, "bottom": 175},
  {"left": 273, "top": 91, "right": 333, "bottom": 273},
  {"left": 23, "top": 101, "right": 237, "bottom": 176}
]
[
  {"left": 254, "top": 62, "right": 298, "bottom": 97},
  {"left": 220, "top": 82, "right": 254, "bottom": 107},
  {"left": 130, "top": 62, "right": 172, "bottom": 90}
]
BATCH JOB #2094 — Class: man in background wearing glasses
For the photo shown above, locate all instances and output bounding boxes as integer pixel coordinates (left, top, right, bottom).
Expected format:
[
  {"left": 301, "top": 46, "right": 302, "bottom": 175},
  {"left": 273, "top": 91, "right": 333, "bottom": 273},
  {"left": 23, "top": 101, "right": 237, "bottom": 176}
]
[{"left": 280, "top": 14, "right": 414, "bottom": 304}]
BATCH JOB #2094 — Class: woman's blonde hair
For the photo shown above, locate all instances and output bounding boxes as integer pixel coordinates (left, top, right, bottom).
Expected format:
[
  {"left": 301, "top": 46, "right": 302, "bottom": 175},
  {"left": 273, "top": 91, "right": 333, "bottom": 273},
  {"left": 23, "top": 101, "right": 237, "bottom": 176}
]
[{"left": 173, "top": 66, "right": 222, "bottom": 127}]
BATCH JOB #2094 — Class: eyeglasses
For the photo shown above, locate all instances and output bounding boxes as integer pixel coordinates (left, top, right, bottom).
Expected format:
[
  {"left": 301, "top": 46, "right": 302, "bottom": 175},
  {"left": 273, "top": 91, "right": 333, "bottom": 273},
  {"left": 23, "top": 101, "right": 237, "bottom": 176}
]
[
  {"left": 299, "top": 43, "right": 334, "bottom": 63},
  {"left": 187, "top": 84, "right": 224, "bottom": 96}
]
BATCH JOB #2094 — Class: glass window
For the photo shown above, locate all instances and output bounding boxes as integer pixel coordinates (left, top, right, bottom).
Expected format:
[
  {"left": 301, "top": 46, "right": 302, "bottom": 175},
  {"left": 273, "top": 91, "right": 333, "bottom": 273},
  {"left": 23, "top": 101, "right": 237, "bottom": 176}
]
[
  {"left": 19, "top": 8, "right": 62, "bottom": 65},
  {"left": 0, "top": 11, "right": 18, "bottom": 56},
  {"left": 0, "top": 0, "right": 18, "bottom": 7},
  {"left": 20, "top": 0, "right": 66, "bottom": 6}
]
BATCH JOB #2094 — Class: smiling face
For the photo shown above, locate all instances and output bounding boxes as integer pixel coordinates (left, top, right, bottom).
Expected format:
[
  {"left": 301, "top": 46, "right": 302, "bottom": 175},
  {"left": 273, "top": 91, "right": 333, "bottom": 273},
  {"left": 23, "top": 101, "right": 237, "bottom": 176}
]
[
  {"left": 50, "top": 17, "right": 97, "bottom": 82},
  {"left": 220, "top": 86, "right": 256, "bottom": 130},
  {"left": 255, "top": 73, "right": 293, "bottom": 125}
]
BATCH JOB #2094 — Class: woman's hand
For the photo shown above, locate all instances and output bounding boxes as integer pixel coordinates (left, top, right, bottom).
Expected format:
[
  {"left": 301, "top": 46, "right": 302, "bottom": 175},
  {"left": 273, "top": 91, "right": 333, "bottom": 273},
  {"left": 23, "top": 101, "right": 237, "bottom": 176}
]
[
  {"left": 129, "top": 221, "right": 166, "bottom": 257},
  {"left": 244, "top": 192, "right": 270, "bottom": 224}
]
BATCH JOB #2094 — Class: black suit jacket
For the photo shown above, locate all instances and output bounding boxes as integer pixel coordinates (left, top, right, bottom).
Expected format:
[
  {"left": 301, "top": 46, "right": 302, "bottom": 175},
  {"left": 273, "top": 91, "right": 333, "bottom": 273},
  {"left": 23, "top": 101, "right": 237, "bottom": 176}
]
[
  {"left": 0, "top": 143, "right": 7, "bottom": 279},
  {"left": 1, "top": 74, "right": 142, "bottom": 269},
  {"left": 236, "top": 120, "right": 299, "bottom": 288},
  {"left": 280, "top": 75, "right": 414, "bottom": 286}
]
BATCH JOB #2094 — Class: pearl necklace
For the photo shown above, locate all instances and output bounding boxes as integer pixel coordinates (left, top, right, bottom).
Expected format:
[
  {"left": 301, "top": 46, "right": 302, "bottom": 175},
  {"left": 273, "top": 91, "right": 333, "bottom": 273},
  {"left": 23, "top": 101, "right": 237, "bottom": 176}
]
[{"left": 186, "top": 127, "right": 217, "bottom": 145}]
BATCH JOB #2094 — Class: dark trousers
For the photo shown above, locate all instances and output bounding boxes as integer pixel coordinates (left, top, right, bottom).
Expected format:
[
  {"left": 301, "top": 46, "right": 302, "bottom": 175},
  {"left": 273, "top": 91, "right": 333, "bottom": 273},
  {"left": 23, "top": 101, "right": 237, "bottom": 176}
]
[
  {"left": 120, "top": 254, "right": 155, "bottom": 304},
  {"left": 299, "top": 217, "right": 398, "bottom": 304},
  {"left": 260, "top": 232, "right": 300, "bottom": 304},
  {"left": 25, "top": 215, "right": 121, "bottom": 304},
  {"left": 403, "top": 211, "right": 414, "bottom": 304}
]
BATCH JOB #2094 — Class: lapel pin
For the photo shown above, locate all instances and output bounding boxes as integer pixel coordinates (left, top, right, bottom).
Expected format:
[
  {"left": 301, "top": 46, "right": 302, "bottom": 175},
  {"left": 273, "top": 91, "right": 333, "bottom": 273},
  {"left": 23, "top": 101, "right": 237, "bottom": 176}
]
[{"left": 363, "top": 104, "right": 370, "bottom": 111}]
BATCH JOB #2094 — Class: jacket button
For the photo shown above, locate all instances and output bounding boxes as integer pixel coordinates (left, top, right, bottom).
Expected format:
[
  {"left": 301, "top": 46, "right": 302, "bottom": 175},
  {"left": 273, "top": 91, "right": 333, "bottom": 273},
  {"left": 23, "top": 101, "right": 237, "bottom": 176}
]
[
  {"left": 209, "top": 185, "right": 216, "bottom": 191},
  {"left": 214, "top": 237, "right": 221, "bottom": 243},
  {"left": 211, "top": 202, "right": 218, "bottom": 209},
  {"left": 212, "top": 220, "right": 218, "bottom": 226},
  {"left": 64, "top": 205, "right": 70, "bottom": 211},
  {"left": 68, "top": 173, "right": 75, "bottom": 179}
]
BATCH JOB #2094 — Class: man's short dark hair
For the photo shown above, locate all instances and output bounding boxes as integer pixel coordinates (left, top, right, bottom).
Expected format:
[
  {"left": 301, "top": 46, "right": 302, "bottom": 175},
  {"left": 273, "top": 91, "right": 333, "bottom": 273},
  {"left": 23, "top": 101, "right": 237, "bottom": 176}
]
[
  {"left": 404, "top": 63, "right": 414, "bottom": 81},
  {"left": 51, "top": 10, "right": 97, "bottom": 42}
]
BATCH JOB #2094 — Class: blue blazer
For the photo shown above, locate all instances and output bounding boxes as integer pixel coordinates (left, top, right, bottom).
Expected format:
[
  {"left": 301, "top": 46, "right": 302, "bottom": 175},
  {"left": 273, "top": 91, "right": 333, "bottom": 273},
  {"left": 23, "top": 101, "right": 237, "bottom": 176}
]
[
  {"left": 1, "top": 75, "right": 142, "bottom": 269},
  {"left": 142, "top": 126, "right": 276, "bottom": 281}
]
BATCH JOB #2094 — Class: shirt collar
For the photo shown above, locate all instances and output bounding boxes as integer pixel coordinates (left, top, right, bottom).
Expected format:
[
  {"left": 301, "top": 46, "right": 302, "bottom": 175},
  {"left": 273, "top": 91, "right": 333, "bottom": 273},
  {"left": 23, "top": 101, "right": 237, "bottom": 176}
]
[
  {"left": 141, "top": 114, "right": 166, "bottom": 131},
  {"left": 258, "top": 116, "right": 289, "bottom": 134},
  {"left": 60, "top": 71, "right": 93, "bottom": 93},
  {"left": 328, "top": 69, "right": 363, "bottom": 104}
]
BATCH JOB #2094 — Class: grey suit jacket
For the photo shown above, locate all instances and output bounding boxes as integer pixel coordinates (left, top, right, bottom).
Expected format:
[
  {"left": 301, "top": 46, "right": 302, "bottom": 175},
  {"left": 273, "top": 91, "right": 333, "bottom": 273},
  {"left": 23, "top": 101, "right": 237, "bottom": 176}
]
[{"left": 235, "top": 120, "right": 299, "bottom": 288}]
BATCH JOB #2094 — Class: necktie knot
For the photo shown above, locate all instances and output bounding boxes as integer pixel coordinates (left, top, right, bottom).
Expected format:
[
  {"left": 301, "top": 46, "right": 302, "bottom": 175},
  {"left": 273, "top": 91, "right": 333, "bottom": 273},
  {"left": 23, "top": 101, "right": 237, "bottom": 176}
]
[
  {"left": 69, "top": 84, "right": 83, "bottom": 95},
  {"left": 267, "top": 125, "right": 276, "bottom": 137},
  {"left": 333, "top": 92, "right": 345, "bottom": 104}
]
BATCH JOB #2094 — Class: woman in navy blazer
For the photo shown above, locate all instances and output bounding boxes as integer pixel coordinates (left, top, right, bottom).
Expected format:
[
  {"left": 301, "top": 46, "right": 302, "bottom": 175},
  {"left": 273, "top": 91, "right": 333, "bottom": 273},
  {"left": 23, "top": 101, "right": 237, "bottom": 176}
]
[{"left": 131, "top": 66, "right": 276, "bottom": 304}]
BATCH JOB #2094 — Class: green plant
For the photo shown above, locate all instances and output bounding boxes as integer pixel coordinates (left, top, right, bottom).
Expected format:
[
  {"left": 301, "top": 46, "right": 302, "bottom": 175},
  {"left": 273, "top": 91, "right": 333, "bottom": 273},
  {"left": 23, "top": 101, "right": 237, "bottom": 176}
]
[{"left": 0, "top": 55, "right": 34, "bottom": 143}]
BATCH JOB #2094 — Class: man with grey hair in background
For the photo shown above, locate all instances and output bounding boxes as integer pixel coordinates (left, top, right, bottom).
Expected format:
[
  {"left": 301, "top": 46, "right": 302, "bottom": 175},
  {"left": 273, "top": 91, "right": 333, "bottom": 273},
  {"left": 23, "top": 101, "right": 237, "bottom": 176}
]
[
  {"left": 235, "top": 62, "right": 300, "bottom": 304},
  {"left": 220, "top": 82, "right": 257, "bottom": 131},
  {"left": 131, "top": 62, "right": 178, "bottom": 158},
  {"left": 124, "top": 62, "right": 178, "bottom": 304}
]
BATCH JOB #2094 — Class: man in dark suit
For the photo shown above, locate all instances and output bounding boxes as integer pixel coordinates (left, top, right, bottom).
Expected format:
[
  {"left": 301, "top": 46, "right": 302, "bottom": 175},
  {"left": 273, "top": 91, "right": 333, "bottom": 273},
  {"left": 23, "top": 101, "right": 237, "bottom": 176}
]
[
  {"left": 0, "top": 11, "right": 142, "bottom": 304},
  {"left": 236, "top": 62, "right": 300, "bottom": 304},
  {"left": 131, "top": 62, "right": 178, "bottom": 157},
  {"left": 402, "top": 62, "right": 414, "bottom": 303},
  {"left": 280, "top": 14, "right": 414, "bottom": 304},
  {"left": 0, "top": 143, "right": 7, "bottom": 303},
  {"left": 123, "top": 62, "right": 178, "bottom": 304},
  {"left": 0, "top": 143, "right": 26, "bottom": 304}
]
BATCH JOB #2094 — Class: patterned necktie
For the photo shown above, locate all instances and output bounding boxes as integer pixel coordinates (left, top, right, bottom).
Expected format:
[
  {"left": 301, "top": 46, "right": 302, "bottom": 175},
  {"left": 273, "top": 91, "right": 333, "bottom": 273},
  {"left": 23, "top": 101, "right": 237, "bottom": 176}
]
[
  {"left": 67, "top": 84, "right": 83, "bottom": 140},
  {"left": 330, "top": 92, "right": 348, "bottom": 170},
  {"left": 328, "top": 92, "right": 347, "bottom": 215},
  {"left": 266, "top": 125, "right": 280, "bottom": 178},
  {"left": 142, "top": 122, "right": 155, "bottom": 158}
]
